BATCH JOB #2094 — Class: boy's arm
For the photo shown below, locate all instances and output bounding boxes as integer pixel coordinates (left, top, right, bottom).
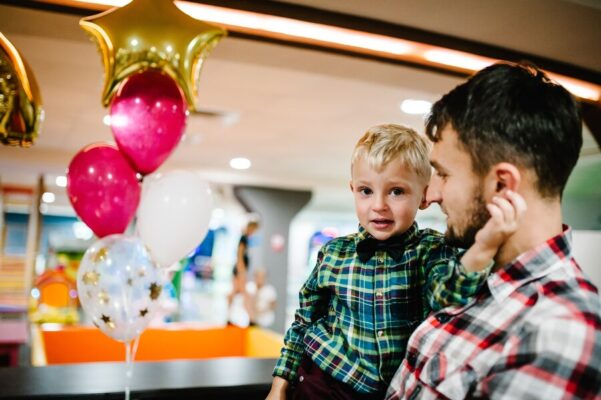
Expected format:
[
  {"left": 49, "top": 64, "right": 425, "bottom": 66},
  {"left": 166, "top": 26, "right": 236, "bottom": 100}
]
[
  {"left": 426, "top": 191, "right": 527, "bottom": 310},
  {"left": 272, "top": 249, "right": 329, "bottom": 383},
  {"left": 266, "top": 376, "right": 289, "bottom": 400}
]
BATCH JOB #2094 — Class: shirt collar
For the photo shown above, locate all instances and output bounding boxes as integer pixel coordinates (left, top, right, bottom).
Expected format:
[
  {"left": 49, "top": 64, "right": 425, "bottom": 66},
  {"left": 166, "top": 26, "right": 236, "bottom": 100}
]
[
  {"left": 487, "top": 225, "right": 573, "bottom": 303},
  {"left": 355, "top": 222, "right": 419, "bottom": 246}
]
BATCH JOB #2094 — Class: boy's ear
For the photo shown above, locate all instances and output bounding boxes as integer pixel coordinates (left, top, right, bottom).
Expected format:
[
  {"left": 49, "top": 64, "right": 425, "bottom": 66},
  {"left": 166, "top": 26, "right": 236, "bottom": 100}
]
[
  {"left": 349, "top": 180, "right": 354, "bottom": 192},
  {"left": 486, "top": 162, "right": 521, "bottom": 197},
  {"left": 419, "top": 185, "right": 429, "bottom": 210}
]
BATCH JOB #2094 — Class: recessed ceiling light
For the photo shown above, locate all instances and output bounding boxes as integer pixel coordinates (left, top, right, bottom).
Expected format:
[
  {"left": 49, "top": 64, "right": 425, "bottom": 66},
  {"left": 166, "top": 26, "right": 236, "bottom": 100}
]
[
  {"left": 102, "top": 115, "right": 111, "bottom": 126},
  {"left": 42, "top": 192, "right": 56, "bottom": 203},
  {"left": 55, "top": 176, "right": 67, "bottom": 187},
  {"left": 400, "top": 99, "right": 432, "bottom": 115},
  {"left": 229, "top": 157, "right": 251, "bottom": 170}
]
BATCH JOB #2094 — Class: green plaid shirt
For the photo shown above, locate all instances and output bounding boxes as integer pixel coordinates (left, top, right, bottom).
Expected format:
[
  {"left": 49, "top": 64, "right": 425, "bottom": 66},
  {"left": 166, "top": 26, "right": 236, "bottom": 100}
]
[{"left": 273, "top": 223, "right": 487, "bottom": 393}]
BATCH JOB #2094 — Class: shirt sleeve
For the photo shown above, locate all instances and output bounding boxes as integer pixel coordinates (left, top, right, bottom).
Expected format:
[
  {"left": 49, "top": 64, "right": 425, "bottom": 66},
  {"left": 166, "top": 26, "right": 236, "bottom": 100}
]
[
  {"left": 422, "top": 234, "right": 489, "bottom": 311},
  {"left": 272, "top": 249, "right": 330, "bottom": 382},
  {"left": 482, "top": 317, "right": 601, "bottom": 399}
]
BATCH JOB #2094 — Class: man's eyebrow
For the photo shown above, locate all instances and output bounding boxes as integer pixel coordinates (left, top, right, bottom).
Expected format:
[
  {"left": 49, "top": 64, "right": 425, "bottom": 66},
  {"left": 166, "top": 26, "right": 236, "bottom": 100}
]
[{"left": 430, "top": 160, "right": 444, "bottom": 171}]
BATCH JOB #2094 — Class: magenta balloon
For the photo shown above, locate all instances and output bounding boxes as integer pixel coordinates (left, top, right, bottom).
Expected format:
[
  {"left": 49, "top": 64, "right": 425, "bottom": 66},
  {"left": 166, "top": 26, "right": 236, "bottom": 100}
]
[
  {"left": 67, "top": 143, "right": 141, "bottom": 238},
  {"left": 110, "top": 70, "right": 187, "bottom": 175}
]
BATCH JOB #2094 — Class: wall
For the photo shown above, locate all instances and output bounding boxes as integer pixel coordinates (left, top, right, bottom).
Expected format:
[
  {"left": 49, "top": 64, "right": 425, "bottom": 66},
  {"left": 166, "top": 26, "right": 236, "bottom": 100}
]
[
  {"left": 572, "top": 230, "right": 601, "bottom": 290},
  {"left": 234, "top": 186, "right": 312, "bottom": 333}
]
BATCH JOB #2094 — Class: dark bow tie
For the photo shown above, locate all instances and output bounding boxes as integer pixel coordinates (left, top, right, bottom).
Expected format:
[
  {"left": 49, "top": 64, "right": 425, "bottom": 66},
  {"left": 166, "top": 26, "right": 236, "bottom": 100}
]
[{"left": 356, "top": 236, "right": 405, "bottom": 263}]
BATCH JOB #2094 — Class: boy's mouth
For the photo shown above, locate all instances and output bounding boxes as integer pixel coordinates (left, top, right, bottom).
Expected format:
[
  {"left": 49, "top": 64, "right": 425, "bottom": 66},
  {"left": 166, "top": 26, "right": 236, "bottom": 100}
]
[{"left": 371, "top": 218, "right": 393, "bottom": 228}]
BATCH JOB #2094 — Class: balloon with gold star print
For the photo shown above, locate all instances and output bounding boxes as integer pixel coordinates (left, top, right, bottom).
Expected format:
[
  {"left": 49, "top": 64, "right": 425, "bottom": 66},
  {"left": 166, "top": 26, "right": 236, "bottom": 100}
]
[
  {"left": 80, "top": 0, "right": 226, "bottom": 110},
  {"left": 77, "top": 234, "right": 163, "bottom": 342}
]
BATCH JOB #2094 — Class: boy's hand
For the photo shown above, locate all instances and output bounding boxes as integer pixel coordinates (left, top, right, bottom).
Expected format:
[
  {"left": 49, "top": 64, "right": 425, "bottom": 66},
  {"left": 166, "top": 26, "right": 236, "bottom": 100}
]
[
  {"left": 476, "top": 190, "right": 527, "bottom": 251},
  {"left": 462, "top": 190, "right": 527, "bottom": 272},
  {"left": 266, "top": 376, "right": 289, "bottom": 400}
]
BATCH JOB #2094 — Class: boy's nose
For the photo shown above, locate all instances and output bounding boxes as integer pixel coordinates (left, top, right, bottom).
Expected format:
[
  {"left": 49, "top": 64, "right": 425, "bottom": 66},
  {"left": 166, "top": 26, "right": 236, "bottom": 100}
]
[{"left": 372, "top": 194, "right": 388, "bottom": 211}]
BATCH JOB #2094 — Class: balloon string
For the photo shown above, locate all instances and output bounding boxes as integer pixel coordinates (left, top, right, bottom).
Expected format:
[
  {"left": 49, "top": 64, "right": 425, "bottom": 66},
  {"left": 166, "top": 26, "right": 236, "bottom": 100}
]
[
  {"left": 124, "top": 341, "right": 132, "bottom": 400},
  {"left": 124, "top": 337, "right": 140, "bottom": 400}
]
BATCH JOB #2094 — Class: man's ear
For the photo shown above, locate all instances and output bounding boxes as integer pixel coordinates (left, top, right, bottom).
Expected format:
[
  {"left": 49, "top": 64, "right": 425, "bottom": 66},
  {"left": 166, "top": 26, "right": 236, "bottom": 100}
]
[
  {"left": 488, "top": 162, "right": 521, "bottom": 196},
  {"left": 419, "top": 185, "right": 429, "bottom": 210}
]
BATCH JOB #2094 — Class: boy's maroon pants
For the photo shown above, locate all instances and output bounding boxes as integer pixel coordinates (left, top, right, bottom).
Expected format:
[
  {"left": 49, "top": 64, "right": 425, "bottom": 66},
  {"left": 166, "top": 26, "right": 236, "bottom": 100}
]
[{"left": 290, "top": 355, "right": 386, "bottom": 400}]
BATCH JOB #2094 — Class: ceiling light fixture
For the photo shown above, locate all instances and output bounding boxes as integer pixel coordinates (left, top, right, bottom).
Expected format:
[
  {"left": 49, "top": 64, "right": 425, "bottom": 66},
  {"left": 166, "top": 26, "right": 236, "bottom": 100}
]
[
  {"left": 423, "top": 50, "right": 492, "bottom": 71},
  {"left": 42, "top": 192, "right": 56, "bottom": 203},
  {"left": 230, "top": 157, "right": 251, "bottom": 170},
  {"left": 55, "top": 175, "right": 67, "bottom": 187},
  {"left": 41, "top": 0, "right": 601, "bottom": 102},
  {"left": 400, "top": 99, "right": 432, "bottom": 115}
]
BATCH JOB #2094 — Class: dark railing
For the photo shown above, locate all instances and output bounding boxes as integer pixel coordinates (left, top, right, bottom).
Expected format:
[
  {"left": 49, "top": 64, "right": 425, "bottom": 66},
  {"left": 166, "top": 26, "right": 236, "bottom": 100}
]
[{"left": 0, "top": 357, "right": 276, "bottom": 399}]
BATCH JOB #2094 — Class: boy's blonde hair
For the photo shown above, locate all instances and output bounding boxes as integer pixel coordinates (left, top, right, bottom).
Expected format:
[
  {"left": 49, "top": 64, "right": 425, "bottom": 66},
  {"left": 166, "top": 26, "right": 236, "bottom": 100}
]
[{"left": 351, "top": 124, "right": 431, "bottom": 183}]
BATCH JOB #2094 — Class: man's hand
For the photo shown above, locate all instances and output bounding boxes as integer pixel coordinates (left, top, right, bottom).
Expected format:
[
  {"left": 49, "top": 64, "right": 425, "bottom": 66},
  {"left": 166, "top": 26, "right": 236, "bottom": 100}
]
[
  {"left": 266, "top": 376, "right": 289, "bottom": 400},
  {"left": 462, "top": 190, "right": 527, "bottom": 272}
]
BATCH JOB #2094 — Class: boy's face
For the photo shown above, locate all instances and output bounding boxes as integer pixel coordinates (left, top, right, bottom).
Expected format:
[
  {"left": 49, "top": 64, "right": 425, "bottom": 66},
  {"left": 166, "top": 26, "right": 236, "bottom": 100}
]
[{"left": 350, "top": 156, "right": 427, "bottom": 241}]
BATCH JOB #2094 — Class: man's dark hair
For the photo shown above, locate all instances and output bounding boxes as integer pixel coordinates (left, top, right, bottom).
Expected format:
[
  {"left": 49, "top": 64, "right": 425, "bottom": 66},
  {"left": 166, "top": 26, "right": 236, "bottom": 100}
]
[{"left": 426, "top": 62, "right": 582, "bottom": 198}]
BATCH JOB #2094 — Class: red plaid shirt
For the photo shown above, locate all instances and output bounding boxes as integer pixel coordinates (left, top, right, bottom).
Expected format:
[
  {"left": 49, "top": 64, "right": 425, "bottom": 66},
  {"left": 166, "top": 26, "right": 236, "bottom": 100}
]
[{"left": 386, "top": 226, "right": 601, "bottom": 399}]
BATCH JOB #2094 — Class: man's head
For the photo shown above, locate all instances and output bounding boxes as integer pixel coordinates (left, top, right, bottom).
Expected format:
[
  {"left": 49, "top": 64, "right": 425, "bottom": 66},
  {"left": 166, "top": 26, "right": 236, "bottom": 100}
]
[
  {"left": 254, "top": 267, "right": 267, "bottom": 287},
  {"left": 350, "top": 124, "right": 431, "bottom": 240},
  {"left": 426, "top": 63, "right": 582, "bottom": 247}
]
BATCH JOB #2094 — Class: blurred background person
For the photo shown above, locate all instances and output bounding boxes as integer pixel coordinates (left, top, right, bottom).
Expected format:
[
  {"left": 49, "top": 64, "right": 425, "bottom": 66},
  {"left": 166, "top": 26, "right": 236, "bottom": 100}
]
[
  {"left": 226, "top": 220, "right": 259, "bottom": 325},
  {"left": 248, "top": 267, "right": 277, "bottom": 328}
]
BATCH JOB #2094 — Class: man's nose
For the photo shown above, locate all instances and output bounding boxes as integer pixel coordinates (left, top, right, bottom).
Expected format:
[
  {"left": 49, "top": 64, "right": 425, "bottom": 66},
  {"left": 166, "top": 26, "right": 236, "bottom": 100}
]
[{"left": 425, "top": 178, "right": 442, "bottom": 206}]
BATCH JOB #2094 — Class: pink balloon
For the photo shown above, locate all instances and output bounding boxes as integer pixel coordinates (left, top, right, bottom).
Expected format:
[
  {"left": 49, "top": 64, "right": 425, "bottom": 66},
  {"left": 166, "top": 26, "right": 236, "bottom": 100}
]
[
  {"left": 67, "top": 143, "right": 141, "bottom": 238},
  {"left": 110, "top": 69, "right": 187, "bottom": 175}
]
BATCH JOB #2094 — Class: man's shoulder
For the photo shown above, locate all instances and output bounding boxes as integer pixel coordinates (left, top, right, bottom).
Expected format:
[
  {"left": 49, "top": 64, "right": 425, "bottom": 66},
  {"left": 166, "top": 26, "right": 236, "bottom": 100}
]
[{"left": 516, "top": 262, "right": 601, "bottom": 328}]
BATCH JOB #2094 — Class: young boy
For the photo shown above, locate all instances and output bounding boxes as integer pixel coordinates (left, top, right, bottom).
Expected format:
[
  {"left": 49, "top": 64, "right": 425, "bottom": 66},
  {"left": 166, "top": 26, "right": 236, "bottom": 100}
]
[{"left": 267, "top": 124, "right": 524, "bottom": 399}]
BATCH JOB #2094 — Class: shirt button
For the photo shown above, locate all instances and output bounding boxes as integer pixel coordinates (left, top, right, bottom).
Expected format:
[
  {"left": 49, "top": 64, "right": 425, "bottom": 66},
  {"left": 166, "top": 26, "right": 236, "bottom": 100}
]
[
  {"left": 376, "top": 291, "right": 383, "bottom": 298},
  {"left": 378, "top": 330, "right": 384, "bottom": 337},
  {"left": 299, "top": 375, "right": 304, "bottom": 382},
  {"left": 436, "top": 313, "right": 450, "bottom": 323},
  {"left": 378, "top": 257, "right": 384, "bottom": 263}
]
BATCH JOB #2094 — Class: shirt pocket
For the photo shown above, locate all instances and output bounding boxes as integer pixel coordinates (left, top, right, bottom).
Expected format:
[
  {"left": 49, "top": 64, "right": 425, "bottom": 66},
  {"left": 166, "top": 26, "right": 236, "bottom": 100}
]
[
  {"left": 418, "top": 352, "right": 478, "bottom": 400},
  {"left": 390, "top": 284, "right": 424, "bottom": 325}
]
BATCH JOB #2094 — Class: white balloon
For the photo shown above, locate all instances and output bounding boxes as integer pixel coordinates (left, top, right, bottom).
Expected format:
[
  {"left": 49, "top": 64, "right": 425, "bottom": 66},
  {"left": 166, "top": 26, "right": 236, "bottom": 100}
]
[{"left": 137, "top": 170, "right": 213, "bottom": 268}]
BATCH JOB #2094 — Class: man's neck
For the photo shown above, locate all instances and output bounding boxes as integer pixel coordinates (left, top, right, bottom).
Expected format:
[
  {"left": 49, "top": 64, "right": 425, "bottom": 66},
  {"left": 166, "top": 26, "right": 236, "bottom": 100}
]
[{"left": 493, "top": 197, "right": 563, "bottom": 270}]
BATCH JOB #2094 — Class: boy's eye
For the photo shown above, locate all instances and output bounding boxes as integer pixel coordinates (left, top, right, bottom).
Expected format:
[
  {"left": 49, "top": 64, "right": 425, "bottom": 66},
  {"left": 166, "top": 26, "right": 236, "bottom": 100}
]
[
  {"left": 391, "top": 188, "right": 404, "bottom": 196},
  {"left": 359, "top": 187, "right": 372, "bottom": 195},
  {"left": 435, "top": 170, "right": 448, "bottom": 180}
]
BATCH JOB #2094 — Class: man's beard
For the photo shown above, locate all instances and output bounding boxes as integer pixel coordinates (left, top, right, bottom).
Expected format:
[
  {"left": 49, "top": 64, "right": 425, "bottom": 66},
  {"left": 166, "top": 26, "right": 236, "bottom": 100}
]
[{"left": 445, "top": 188, "right": 490, "bottom": 248}]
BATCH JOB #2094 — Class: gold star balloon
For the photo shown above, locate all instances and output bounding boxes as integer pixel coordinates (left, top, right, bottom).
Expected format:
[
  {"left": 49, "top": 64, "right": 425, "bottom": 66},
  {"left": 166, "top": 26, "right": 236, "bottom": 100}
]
[
  {"left": 80, "top": 0, "right": 226, "bottom": 110},
  {"left": 0, "top": 32, "right": 44, "bottom": 147}
]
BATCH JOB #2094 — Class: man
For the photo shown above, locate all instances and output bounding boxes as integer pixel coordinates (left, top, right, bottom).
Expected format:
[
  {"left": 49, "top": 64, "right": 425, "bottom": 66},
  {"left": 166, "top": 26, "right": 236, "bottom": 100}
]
[{"left": 386, "top": 63, "right": 601, "bottom": 399}]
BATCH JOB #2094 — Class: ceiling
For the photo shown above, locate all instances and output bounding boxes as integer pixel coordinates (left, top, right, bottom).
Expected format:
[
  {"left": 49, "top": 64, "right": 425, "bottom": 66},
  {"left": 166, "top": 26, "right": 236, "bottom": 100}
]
[{"left": 0, "top": 0, "right": 599, "bottom": 216}]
